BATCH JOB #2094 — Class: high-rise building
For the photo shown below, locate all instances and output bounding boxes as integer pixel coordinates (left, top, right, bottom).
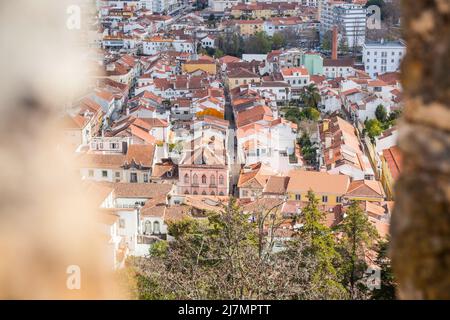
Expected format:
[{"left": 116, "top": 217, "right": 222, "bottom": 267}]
[{"left": 320, "top": 1, "right": 367, "bottom": 48}]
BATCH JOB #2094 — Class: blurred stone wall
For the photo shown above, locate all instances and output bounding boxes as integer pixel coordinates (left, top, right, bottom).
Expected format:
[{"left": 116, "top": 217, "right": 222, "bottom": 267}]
[
  {"left": 392, "top": 0, "right": 450, "bottom": 299},
  {"left": 0, "top": 0, "right": 122, "bottom": 299}
]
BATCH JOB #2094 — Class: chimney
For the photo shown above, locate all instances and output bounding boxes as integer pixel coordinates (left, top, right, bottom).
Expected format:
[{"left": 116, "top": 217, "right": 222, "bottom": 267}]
[{"left": 332, "top": 26, "right": 338, "bottom": 60}]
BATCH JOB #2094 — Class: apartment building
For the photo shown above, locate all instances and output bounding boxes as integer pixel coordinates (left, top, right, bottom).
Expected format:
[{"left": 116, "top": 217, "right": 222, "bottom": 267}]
[{"left": 363, "top": 40, "right": 406, "bottom": 78}]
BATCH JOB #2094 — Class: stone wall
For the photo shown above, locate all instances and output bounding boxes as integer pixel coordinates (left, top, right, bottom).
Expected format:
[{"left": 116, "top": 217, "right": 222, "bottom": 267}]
[{"left": 391, "top": 0, "right": 450, "bottom": 299}]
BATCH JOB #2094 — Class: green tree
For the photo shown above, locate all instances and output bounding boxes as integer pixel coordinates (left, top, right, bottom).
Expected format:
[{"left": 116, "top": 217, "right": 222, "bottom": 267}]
[
  {"left": 298, "top": 133, "right": 317, "bottom": 166},
  {"left": 243, "top": 31, "right": 273, "bottom": 54},
  {"left": 335, "top": 202, "right": 379, "bottom": 299},
  {"left": 375, "top": 104, "right": 388, "bottom": 123},
  {"left": 321, "top": 30, "right": 332, "bottom": 51},
  {"left": 298, "top": 190, "right": 346, "bottom": 297},
  {"left": 365, "top": 119, "right": 383, "bottom": 141},
  {"left": 339, "top": 36, "right": 349, "bottom": 55},
  {"left": 214, "top": 48, "right": 224, "bottom": 58},
  {"left": 371, "top": 238, "right": 396, "bottom": 300},
  {"left": 272, "top": 32, "right": 286, "bottom": 50},
  {"left": 304, "top": 107, "right": 320, "bottom": 121},
  {"left": 301, "top": 84, "right": 321, "bottom": 109},
  {"left": 284, "top": 107, "right": 302, "bottom": 123},
  {"left": 388, "top": 109, "right": 402, "bottom": 122},
  {"left": 128, "top": 198, "right": 350, "bottom": 300}
]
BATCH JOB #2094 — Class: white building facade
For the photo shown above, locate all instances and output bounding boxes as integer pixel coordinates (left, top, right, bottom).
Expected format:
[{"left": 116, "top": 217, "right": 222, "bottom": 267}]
[{"left": 363, "top": 40, "right": 406, "bottom": 78}]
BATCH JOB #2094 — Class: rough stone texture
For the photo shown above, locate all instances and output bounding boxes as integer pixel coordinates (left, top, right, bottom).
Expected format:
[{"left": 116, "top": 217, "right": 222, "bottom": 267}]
[{"left": 391, "top": 0, "right": 450, "bottom": 299}]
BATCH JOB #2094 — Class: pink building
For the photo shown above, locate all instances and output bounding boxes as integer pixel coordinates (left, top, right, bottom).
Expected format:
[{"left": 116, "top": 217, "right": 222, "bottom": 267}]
[
  {"left": 177, "top": 116, "right": 230, "bottom": 196},
  {"left": 178, "top": 164, "right": 229, "bottom": 196}
]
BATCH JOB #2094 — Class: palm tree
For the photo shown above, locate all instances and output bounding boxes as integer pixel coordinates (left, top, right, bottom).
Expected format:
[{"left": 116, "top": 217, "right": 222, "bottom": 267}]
[{"left": 301, "top": 84, "right": 321, "bottom": 109}]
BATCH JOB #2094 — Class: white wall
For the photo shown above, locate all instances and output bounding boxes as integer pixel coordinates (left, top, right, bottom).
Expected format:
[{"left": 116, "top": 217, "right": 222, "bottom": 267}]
[{"left": 363, "top": 41, "right": 406, "bottom": 78}]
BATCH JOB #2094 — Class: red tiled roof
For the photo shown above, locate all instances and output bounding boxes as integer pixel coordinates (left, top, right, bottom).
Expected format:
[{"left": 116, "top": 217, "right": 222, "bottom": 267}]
[{"left": 383, "top": 146, "right": 403, "bottom": 181}]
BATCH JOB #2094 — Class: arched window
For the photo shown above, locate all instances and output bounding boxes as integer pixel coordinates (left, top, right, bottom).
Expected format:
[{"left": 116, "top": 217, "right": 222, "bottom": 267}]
[
  {"left": 202, "top": 191, "right": 207, "bottom": 195},
  {"left": 184, "top": 173, "right": 189, "bottom": 184},
  {"left": 210, "top": 175, "right": 215, "bottom": 185},
  {"left": 144, "top": 220, "right": 152, "bottom": 235},
  {"left": 193, "top": 191, "right": 198, "bottom": 195},
  {"left": 201, "top": 174, "right": 207, "bottom": 184},
  {"left": 219, "top": 175, "right": 224, "bottom": 185},
  {"left": 219, "top": 192, "right": 224, "bottom": 196},
  {"left": 193, "top": 174, "right": 198, "bottom": 184},
  {"left": 211, "top": 191, "right": 215, "bottom": 196},
  {"left": 153, "top": 221, "right": 160, "bottom": 234},
  {"left": 184, "top": 190, "right": 189, "bottom": 195}
]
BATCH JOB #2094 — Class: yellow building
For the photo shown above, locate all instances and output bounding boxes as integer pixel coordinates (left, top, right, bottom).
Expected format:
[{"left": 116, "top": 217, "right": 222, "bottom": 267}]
[
  {"left": 227, "top": 68, "right": 261, "bottom": 89},
  {"left": 286, "top": 170, "right": 350, "bottom": 205},
  {"left": 182, "top": 60, "right": 217, "bottom": 75},
  {"left": 236, "top": 19, "right": 264, "bottom": 36},
  {"left": 254, "top": 8, "right": 272, "bottom": 19}
]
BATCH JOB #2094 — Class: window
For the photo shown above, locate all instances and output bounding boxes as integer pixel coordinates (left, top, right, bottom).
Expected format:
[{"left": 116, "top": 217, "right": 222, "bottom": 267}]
[
  {"left": 210, "top": 175, "right": 215, "bottom": 185},
  {"left": 295, "top": 194, "right": 301, "bottom": 201},
  {"left": 111, "top": 142, "right": 119, "bottom": 149},
  {"left": 243, "top": 190, "right": 248, "bottom": 197},
  {"left": 336, "top": 196, "right": 342, "bottom": 203},
  {"left": 219, "top": 175, "right": 224, "bottom": 185},
  {"left": 219, "top": 192, "right": 224, "bottom": 196},
  {"left": 144, "top": 221, "right": 152, "bottom": 235},
  {"left": 193, "top": 174, "right": 198, "bottom": 185},
  {"left": 201, "top": 175, "right": 207, "bottom": 184},
  {"left": 184, "top": 190, "right": 189, "bottom": 195},
  {"left": 153, "top": 221, "right": 160, "bottom": 234},
  {"left": 193, "top": 191, "right": 198, "bottom": 195},
  {"left": 115, "top": 172, "right": 120, "bottom": 178},
  {"left": 202, "top": 191, "right": 207, "bottom": 195},
  {"left": 211, "top": 191, "right": 215, "bottom": 196},
  {"left": 119, "top": 219, "right": 125, "bottom": 229},
  {"left": 322, "top": 195, "right": 328, "bottom": 203},
  {"left": 88, "top": 170, "right": 94, "bottom": 177},
  {"left": 184, "top": 174, "right": 189, "bottom": 183},
  {"left": 102, "top": 170, "right": 108, "bottom": 178},
  {"left": 130, "top": 172, "right": 137, "bottom": 183},
  {"left": 143, "top": 173, "right": 148, "bottom": 183}
]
